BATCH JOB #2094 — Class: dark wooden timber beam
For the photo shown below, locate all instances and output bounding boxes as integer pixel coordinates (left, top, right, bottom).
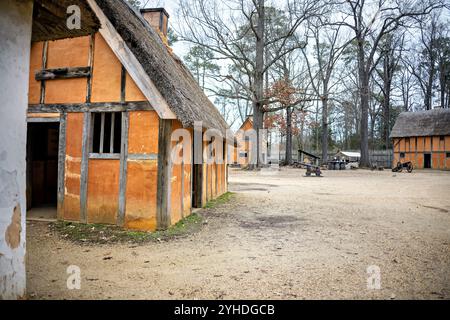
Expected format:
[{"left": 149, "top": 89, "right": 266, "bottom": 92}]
[
  {"left": 57, "top": 112, "right": 67, "bottom": 220},
  {"left": 28, "top": 102, "right": 154, "bottom": 113},
  {"left": 80, "top": 112, "right": 91, "bottom": 224},
  {"left": 118, "top": 112, "right": 129, "bottom": 226},
  {"left": 35, "top": 66, "right": 91, "bottom": 81},
  {"left": 156, "top": 119, "right": 173, "bottom": 230}
]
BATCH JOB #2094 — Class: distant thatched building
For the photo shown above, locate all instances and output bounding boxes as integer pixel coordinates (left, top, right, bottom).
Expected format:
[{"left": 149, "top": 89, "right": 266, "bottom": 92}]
[{"left": 390, "top": 109, "right": 450, "bottom": 170}]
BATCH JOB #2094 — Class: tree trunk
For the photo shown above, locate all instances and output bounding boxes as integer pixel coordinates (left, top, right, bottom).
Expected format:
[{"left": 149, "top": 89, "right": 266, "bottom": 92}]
[
  {"left": 321, "top": 96, "right": 328, "bottom": 165},
  {"left": 285, "top": 106, "right": 293, "bottom": 165},
  {"left": 358, "top": 41, "right": 371, "bottom": 167},
  {"left": 251, "top": 0, "right": 265, "bottom": 169},
  {"left": 439, "top": 61, "right": 446, "bottom": 108},
  {"left": 425, "top": 66, "right": 435, "bottom": 110},
  {"left": 382, "top": 78, "right": 391, "bottom": 150}
]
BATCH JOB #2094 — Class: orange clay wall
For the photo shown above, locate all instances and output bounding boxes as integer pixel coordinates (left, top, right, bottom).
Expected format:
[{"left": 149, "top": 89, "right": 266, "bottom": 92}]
[
  {"left": 170, "top": 121, "right": 193, "bottom": 225},
  {"left": 125, "top": 111, "right": 159, "bottom": 231},
  {"left": 29, "top": 34, "right": 159, "bottom": 228},
  {"left": 234, "top": 118, "right": 253, "bottom": 166},
  {"left": 29, "top": 42, "right": 43, "bottom": 104},
  {"left": 29, "top": 33, "right": 228, "bottom": 229},
  {"left": 393, "top": 136, "right": 449, "bottom": 170},
  {"left": 28, "top": 33, "right": 146, "bottom": 106},
  {"left": 87, "top": 160, "right": 120, "bottom": 224},
  {"left": 63, "top": 113, "right": 83, "bottom": 221},
  {"left": 202, "top": 138, "right": 228, "bottom": 205}
]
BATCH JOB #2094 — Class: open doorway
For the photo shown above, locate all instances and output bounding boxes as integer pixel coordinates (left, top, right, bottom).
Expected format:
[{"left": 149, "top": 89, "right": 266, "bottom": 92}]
[
  {"left": 26, "top": 122, "right": 59, "bottom": 220},
  {"left": 424, "top": 153, "right": 432, "bottom": 169}
]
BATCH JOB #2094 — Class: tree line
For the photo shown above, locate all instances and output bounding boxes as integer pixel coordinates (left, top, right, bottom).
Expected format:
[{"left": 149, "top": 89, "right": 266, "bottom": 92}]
[{"left": 132, "top": 0, "right": 450, "bottom": 167}]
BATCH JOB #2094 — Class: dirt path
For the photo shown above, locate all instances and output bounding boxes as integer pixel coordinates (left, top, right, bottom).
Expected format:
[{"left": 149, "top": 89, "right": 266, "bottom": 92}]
[{"left": 27, "top": 169, "right": 450, "bottom": 299}]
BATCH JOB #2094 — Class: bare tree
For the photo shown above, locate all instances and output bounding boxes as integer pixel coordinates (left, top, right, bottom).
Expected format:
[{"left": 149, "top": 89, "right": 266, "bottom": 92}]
[
  {"left": 374, "top": 33, "right": 404, "bottom": 149},
  {"left": 335, "top": 0, "right": 444, "bottom": 167},
  {"left": 407, "top": 12, "right": 442, "bottom": 110},
  {"left": 302, "top": 21, "right": 352, "bottom": 164},
  {"left": 177, "top": 0, "right": 326, "bottom": 167}
]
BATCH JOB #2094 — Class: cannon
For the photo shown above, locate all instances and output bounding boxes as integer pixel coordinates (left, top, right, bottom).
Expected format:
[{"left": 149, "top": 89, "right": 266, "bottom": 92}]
[
  {"left": 305, "top": 163, "right": 322, "bottom": 177},
  {"left": 392, "top": 161, "right": 413, "bottom": 173}
]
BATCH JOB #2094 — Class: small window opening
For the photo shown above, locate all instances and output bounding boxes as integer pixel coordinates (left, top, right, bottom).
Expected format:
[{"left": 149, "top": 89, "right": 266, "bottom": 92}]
[{"left": 91, "top": 112, "right": 122, "bottom": 154}]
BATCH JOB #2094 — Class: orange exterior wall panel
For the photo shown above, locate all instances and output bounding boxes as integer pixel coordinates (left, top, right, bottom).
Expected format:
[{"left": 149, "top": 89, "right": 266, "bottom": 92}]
[
  {"left": 63, "top": 113, "right": 84, "bottom": 221},
  {"left": 45, "top": 78, "right": 88, "bottom": 104},
  {"left": 125, "top": 160, "right": 158, "bottom": 231},
  {"left": 432, "top": 153, "right": 440, "bottom": 169},
  {"left": 170, "top": 121, "right": 185, "bottom": 224},
  {"left": 125, "top": 72, "right": 147, "bottom": 102},
  {"left": 87, "top": 160, "right": 120, "bottom": 225},
  {"left": 416, "top": 137, "right": 424, "bottom": 152},
  {"left": 171, "top": 162, "right": 183, "bottom": 224},
  {"left": 409, "top": 153, "right": 417, "bottom": 168},
  {"left": 183, "top": 131, "right": 192, "bottom": 217},
  {"left": 424, "top": 137, "right": 431, "bottom": 151},
  {"left": 432, "top": 137, "right": 440, "bottom": 152},
  {"left": 47, "top": 36, "right": 90, "bottom": 68},
  {"left": 393, "top": 139, "right": 399, "bottom": 152},
  {"left": 399, "top": 138, "right": 405, "bottom": 151},
  {"left": 29, "top": 42, "right": 43, "bottom": 104},
  {"left": 45, "top": 36, "right": 90, "bottom": 104},
  {"left": 438, "top": 154, "right": 445, "bottom": 169},
  {"left": 91, "top": 33, "right": 122, "bottom": 103},
  {"left": 416, "top": 153, "right": 424, "bottom": 169},
  {"left": 183, "top": 162, "right": 192, "bottom": 217},
  {"left": 125, "top": 111, "right": 160, "bottom": 230},
  {"left": 128, "top": 111, "right": 159, "bottom": 154},
  {"left": 445, "top": 137, "right": 450, "bottom": 150},
  {"left": 410, "top": 137, "right": 416, "bottom": 152}
]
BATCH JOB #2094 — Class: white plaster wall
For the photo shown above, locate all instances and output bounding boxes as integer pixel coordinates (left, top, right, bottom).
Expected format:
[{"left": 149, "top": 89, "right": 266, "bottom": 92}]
[{"left": 0, "top": 0, "right": 34, "bottom": 300}]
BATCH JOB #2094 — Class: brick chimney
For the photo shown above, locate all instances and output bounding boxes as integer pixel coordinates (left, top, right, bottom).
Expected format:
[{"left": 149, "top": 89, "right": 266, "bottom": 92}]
[{"left": 140, "top": 8, "right": 170, "bottom": 42}]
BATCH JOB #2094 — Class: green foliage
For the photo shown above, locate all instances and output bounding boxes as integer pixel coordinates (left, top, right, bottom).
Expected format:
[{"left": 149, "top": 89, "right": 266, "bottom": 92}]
[
  {"left": 184, "top": 46, "right": 220, "bottom": 88},
  {"left": 204, "top": 192, "right": 234, "bottom": 209},
  {"left": 51, "top": 214, "right": 204, "bottom": 244},
  {"left": 167, "top": 27, "right": 179, "bottom": 46}
]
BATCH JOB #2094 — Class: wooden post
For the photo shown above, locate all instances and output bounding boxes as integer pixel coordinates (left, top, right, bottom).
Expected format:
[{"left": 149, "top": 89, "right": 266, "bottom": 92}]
[
  {"left": 39, "top": 41, "right": 48, "bottom": 104},
  {"left": 57, "top": 112, "right": 67, "bottom": 220},
  {"left": 157, "top": 119, "right": 172, "bottom": 230},
  {"left": 120, "top": 66, "right": 126, "bottom": 103},
  {"left": 80, "top": 112, "right": 91, "bottom": 223},
  {"left": 86, "top": 33, "right": 95, "bottom": 103},
  {"left": 118, "top": 112, "right": 129, "bottom": 226},
  {"left": 181, "top": 155, "right": 185, "bottom": 219}
]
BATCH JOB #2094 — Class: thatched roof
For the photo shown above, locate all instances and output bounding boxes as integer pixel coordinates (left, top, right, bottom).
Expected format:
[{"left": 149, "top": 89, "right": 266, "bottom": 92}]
[
  {"left": 33, "top": 0, "right": 100, "bottom": 42},
  {"left": 94, "top": 0, "right": 228, "bottom": 133},
  {"left": 390, "top": 109, "right": 450, "bottom": 138}
]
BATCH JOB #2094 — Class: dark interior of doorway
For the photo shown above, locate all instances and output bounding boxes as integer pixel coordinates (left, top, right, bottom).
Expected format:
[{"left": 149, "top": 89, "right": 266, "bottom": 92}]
[
  {"left": 26, "top": 122, "right": 59, "bottom": 212},
  {"left": 424, "top": 153, "right": 432, "bottom": 169},
  {"left": 192, "top": 163, "right": 203, "bottom": 208}
]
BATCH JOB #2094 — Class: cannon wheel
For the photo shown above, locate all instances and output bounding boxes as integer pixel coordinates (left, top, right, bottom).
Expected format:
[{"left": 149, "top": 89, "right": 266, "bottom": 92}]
[
  {"left": 396, "top": 162, "right": 403, "bottom": 173},
  {"left": 407, "top": 162, "right": 414, "bottom": 173}
]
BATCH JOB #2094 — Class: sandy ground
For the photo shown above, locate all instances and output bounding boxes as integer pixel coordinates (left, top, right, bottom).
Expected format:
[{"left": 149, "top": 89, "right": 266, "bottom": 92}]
[{"left": 27, "top": 168, "right": 450, "bottom": 300}]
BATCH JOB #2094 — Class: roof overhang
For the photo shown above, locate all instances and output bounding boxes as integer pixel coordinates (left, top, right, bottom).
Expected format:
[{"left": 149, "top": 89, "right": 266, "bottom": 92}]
[
  {"left": 32, "top": 0, "right": 100, "bottom": 42},
  {"left": 86, "top": 0, "right": 176, "bottom": 120}
]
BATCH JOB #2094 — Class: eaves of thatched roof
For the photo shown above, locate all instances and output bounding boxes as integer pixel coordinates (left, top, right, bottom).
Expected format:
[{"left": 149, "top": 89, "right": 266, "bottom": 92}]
[
  {"left": 390, "top": 108, "right": 450, "bottom": 138},
  {"left": 94, "top": 0, "right": 228, "bottom": 133}
]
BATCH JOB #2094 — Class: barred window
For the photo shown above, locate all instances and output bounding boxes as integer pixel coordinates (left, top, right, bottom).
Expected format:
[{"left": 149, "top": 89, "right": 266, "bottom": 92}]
[{"left": 91, "top": 112, "right": 122, "bottom": 154}]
